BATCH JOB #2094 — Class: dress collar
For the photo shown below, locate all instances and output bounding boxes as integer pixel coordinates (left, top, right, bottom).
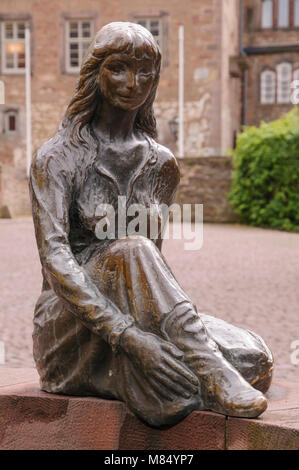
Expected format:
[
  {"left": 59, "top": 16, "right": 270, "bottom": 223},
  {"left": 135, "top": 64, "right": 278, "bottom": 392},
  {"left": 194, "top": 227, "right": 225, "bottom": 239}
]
[{"left": 92, "top": 130, "right": 158, "bottom": 200}]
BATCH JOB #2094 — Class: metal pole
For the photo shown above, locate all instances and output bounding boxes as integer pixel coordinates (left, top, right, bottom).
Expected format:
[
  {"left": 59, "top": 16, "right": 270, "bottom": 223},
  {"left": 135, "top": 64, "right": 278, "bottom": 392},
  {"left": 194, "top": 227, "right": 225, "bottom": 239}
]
[
  {"left": 0, "top": 80, "right": 4, "bottom": 104},
  {"left": 178, "top": 25, "right": 184, "bottom": 158},
  {"left": 25, "top": 25, "right": 32, "bottom": 177},
  {"left": 239, "top": 0, "right": 247, "bottom": 126}
]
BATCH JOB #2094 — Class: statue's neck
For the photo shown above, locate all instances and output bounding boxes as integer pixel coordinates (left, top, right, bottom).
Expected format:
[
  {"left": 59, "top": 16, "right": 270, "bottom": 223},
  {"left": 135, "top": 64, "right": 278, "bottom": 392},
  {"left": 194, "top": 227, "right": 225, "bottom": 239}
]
[{"left": 94, "top": 100, "right": 138, "bottom": 142}]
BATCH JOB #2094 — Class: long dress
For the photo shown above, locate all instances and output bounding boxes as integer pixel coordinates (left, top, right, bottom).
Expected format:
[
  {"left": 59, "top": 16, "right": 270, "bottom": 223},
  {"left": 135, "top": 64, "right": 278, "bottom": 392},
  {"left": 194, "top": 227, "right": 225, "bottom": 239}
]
[{"left": 29, "top": 127, "right": 273, "bottom": 427}]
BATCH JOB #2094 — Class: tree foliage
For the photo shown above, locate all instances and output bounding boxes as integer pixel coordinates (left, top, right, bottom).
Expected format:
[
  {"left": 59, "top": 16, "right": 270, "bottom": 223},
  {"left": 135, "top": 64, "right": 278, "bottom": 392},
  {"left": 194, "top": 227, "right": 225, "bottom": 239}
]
[{"left": 229, "top": 108, "right": 299, "bottom": 232}]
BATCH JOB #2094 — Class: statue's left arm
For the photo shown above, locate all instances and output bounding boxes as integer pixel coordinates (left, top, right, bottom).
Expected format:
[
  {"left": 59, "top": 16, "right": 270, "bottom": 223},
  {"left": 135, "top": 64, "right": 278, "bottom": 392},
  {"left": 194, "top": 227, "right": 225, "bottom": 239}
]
[{"left": 152, "top": 146, "right": 181, "bottom": 251}]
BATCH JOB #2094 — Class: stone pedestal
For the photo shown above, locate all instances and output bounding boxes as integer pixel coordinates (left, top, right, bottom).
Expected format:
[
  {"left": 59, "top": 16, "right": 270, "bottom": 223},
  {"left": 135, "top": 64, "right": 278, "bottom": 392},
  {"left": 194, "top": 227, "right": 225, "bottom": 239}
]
[{"left": 0, "top": 367, "right": 298, "bottom": 450}]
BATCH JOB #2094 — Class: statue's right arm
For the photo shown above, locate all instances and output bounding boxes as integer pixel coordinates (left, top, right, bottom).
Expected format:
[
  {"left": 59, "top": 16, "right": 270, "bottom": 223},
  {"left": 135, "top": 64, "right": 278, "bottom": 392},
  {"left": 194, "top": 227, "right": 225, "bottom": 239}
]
[{"left": 29, "top": 150, "right": 134, "bottom": 353}]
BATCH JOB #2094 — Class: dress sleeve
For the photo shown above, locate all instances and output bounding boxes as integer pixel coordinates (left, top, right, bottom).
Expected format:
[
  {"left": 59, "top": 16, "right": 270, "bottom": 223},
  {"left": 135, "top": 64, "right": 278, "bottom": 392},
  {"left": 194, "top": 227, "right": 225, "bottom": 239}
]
[
  {"left": 29, "top": 150, "right": 134, "bottom": 352},
  {"left": 153, "top": 147, "right": 180, "bottom": 207},
  {"left": 151, "top": 146, "right": 181, "bottom": 251}
]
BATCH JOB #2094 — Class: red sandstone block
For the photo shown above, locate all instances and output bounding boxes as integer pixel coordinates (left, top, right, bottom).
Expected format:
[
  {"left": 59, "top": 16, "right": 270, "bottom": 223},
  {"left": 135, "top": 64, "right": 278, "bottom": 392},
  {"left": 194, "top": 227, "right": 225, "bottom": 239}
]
[
  {"left": 0, "top": 383, "right": 226, "bottom": 450},
  {"left": 227, "top": 382, "right": 299, "bottom": 450},
  {"left": 227, "top": 413, "right": 299, "bottom": 450},
  {"left": 0, "top": 384, "right": 127, "bottom": 450},
  {"left": 0, "top": 367, "right": 226, "bottom": 450},
  {"left": 1, "top": 368, "right": 299, "bottom": 450},
  {"left": 119, "top": 410, "right": 225, "bottom": 450}
]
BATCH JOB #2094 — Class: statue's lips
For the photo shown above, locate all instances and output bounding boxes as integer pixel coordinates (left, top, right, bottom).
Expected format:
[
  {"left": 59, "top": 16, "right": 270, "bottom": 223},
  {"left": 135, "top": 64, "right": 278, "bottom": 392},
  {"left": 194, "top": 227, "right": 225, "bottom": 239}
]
[{"left": 117, "top": 94, "right": 136, "bottom": 100}]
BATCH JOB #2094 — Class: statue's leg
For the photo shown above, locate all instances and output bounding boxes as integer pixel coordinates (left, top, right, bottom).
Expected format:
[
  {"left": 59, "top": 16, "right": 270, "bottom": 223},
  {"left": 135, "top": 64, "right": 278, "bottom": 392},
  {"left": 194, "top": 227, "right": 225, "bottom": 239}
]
[
  {"left": 160, "top": 302, "right": 269, "bottom": 418},
  {"left": 87, "top": 235, "right": 272, "bottom": 421},
  {"left": 200, "top": 314, "right": 273, "bottom": 393},
  {"left": 86, "top": 236, "right": 200, "bottom": 427}
]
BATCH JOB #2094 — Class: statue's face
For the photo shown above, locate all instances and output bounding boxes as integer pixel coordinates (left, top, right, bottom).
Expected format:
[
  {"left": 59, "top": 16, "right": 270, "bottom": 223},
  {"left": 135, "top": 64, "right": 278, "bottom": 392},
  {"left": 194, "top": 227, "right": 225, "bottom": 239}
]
[{"left": 99, "top": 52, "right": 156, "bottom": 111}]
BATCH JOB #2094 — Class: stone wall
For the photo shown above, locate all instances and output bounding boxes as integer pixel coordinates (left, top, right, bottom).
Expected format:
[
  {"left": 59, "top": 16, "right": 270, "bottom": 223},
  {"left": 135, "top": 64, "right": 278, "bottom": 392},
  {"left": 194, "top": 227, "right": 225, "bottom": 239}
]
[
  {"left": 175, "top": 157, "right": 238, "bottom": 223},
  {"left": 0, "top": 157, "right": 238, "bottom": 223},
  {"left": 0, "top": 164, "right": 31, "bottom": 217}
]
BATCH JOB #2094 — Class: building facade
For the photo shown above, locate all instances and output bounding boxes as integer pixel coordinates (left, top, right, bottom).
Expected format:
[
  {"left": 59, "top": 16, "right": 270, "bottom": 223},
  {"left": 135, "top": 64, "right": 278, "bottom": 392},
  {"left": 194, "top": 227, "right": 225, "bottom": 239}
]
[
  {"left": 243, "top": 0, "right": 299, "bottom": 125},
  {"left": 0, "top": 0, "right": 298, "bottom": 171},
  {"left": 0, "top": 0, "right": 241, "bottom": 169}
]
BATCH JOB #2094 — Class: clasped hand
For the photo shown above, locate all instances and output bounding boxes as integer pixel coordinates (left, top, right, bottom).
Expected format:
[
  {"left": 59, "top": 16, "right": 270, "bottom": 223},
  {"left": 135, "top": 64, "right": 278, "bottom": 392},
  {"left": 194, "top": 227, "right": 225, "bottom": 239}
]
[{"left": 121, "top": 326, "right": 199, "bottom": 401}]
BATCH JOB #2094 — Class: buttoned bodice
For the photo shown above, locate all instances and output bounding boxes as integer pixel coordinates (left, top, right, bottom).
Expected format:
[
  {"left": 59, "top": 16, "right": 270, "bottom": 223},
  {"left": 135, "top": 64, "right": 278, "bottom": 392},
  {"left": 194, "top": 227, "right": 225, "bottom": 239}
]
[{"left": 70, "top": 133, "right": 160, "bottom": 264}]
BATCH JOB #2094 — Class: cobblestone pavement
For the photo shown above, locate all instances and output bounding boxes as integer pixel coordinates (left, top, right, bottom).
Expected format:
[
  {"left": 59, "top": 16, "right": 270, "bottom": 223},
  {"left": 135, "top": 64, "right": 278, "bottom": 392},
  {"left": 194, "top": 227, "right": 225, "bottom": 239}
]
[{"left": 0, "top": 218, "right": 299, "bottom": 384}]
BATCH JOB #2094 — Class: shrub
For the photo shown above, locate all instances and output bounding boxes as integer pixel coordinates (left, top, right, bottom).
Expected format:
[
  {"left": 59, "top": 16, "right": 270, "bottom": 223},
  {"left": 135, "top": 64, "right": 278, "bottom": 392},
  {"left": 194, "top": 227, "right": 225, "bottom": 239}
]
[{"left": 229, "top": 108, "right": 299, "bottom": 232}]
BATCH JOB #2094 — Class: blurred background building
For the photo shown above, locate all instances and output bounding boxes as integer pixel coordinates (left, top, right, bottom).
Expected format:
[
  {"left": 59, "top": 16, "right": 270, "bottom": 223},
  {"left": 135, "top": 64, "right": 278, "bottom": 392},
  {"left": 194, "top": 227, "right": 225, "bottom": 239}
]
[
  {"left": 0, "top": 0, "right": 298, "bottom": 216},
  {"left": 243, "top": 0, "right": 299, "bottom": 125},
  {"left": 0, "top": 0, "right": 241, "bottom": 166}
]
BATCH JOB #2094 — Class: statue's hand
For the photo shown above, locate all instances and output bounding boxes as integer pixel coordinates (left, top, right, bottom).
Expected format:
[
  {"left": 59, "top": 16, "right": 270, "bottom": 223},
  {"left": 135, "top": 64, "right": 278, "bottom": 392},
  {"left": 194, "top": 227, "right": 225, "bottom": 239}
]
[{"left": 120, "top": 326, "right": 199, "bottom": 401}]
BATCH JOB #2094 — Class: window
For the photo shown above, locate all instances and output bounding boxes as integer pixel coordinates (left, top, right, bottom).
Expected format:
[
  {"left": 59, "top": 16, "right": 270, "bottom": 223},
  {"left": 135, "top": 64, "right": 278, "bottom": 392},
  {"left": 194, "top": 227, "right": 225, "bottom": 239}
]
[
  {"left": 261, "top": 63, "right": 299, "bottom": 104},
  {"left": 294, "top": 68, "right": 299, "bottom": 80},
  {"left": 277, "top": 62, "right": 292, "bottom": 103},
  {"left": 278, "top": 0, "right": 290, "bottom": 27},
  {"left": 261, "top": 70, "right": 276, "bottom": 103},
  {"left": 262, "top": 0, "right": 273, "bottom": 28},
  {"left": 65, "top": 20, "right": 93, "bottom": 72},
  {"left": 261, "top": 0, "right": 299, "bottom": 29},
  {"left": 246, "top": 7, "right": 254, "bottom": 29},
  {"left": 4, "top": 110, "right": 18, "bottom": 134},
  {"left": 136, "top": 18, "right": 163, "bottom": 50},
  {"left": 295, "top": 0, "right": 299, "bottom": 25},
  {"left": 1, "top": 21, "right": 27, "bottom": 73}
]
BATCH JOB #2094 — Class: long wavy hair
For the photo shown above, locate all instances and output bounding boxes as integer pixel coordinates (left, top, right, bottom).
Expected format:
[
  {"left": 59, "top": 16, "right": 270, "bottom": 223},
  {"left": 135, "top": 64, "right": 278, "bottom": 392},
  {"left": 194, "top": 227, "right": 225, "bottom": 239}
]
[{"left": 62, "top": 22, "right": 161, "bottom": 147}]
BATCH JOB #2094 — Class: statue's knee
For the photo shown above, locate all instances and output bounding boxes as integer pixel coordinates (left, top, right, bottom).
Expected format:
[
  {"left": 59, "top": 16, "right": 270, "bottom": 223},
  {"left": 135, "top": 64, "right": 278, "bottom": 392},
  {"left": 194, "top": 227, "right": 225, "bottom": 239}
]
[
  {"left": 86, "top": 236, "right": 157, "bottom": 278},
  {"left": 108, "top": 235, "right": 156, "bottom": 257}
]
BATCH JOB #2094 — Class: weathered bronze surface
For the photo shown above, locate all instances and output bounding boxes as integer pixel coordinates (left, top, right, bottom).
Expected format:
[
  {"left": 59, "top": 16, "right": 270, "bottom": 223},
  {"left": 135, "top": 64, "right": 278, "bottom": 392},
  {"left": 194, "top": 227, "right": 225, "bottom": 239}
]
[{"left": 29, "top": 22, "right": 273, "bottom": 428}]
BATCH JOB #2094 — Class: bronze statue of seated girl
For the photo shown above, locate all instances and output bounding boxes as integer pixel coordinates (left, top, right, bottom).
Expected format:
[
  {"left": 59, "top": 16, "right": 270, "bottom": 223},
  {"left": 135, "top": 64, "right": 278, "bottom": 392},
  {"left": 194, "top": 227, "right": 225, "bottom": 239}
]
[{"left": 29, "top": 22, "right": 273, "bottom": 428}]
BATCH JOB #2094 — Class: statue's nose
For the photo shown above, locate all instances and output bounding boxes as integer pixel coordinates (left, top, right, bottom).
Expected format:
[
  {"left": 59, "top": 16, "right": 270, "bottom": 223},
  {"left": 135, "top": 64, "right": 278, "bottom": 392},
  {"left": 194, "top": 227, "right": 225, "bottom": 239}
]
[{"left": 127, "top": 71, "right": 137, "bottom": 89}]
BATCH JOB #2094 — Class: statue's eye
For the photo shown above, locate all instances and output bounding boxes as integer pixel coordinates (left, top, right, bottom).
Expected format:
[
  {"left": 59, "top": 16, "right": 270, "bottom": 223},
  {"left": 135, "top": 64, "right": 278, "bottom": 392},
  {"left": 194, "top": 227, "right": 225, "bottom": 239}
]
[
  {"left": 139, "top": 69, "right": 153, "bottom": 77},
  {"left": 108, "top": 64, "right": 126, "bottom": 73}
]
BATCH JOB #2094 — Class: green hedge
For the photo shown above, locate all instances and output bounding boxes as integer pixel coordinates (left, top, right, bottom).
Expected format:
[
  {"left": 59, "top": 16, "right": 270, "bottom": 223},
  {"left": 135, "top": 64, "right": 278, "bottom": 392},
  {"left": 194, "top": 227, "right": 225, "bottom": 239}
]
[{"left": 229, "top": 108, "right": 299, "bottom": 232}]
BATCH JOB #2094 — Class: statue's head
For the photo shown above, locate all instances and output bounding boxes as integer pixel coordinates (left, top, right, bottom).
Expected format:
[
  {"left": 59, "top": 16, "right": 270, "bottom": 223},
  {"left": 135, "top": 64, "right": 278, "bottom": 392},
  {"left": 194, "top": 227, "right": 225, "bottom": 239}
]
[{"left": 64, "top": 22, "right": 161, "bottom": 144}]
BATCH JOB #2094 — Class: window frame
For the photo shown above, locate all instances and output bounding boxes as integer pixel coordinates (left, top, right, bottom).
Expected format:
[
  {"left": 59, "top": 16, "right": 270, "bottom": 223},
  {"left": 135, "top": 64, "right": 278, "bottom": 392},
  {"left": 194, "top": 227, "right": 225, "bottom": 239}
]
[
  {"left": 277, "top": 62, "right": 292, "bottom": 103},
  {"left": 261, "top": 0, "right": 274, "bottom": 29},
  {"left": 135, "top": 17, "right": 163, "bottom": 54},
  {"left": 0, "top": 20, "right": 28, "bottom": 74},
  {"left": 260, "top": 62, "right": 298, "bottom": 105},
  {"left": 134, "top": 15, "right": 170, "bottom": 67},
  {"left": 277, "top": 0, "right": 290, "bottom": 28},
  {"left": 260, "top": 0, "right": 299, "bottom": 29},
  {"left": 293, "top": 68, "right": 299, "bottom": 80},
  {"left": 260, "top": 68, "right": 276, "bottom": 104},
  {"left": 2, "top": 108, "right": 19, "bottom": 135},
  {"left": 294, "top": 0, "right": 299, "bottom": 25},
  {"left": 65, "top": 19, "right": 93, "bottom": 74}
]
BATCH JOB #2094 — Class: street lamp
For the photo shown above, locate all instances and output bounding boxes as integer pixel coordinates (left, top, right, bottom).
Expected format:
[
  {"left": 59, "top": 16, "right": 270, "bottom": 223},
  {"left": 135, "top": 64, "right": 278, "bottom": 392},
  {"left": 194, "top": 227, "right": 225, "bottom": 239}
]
[
  {"left": 178, "top": 25, "right": 184, "bottom": 158},
  {"left": 25, "top": 25, "right": 32, "bottom": 178}
]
